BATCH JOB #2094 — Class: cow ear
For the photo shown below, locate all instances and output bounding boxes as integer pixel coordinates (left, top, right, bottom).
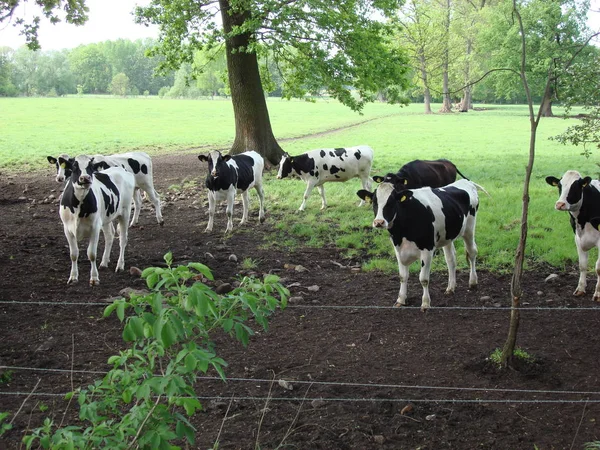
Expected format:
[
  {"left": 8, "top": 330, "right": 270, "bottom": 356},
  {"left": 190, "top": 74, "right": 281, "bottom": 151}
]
[
  {"left": 582, "top": 176, "right": 592, "bottom": 188},
  {"left": 545, "top": 176, "right": 560, "bottom": 187},
  {"left": 92, "top": 162, "right": 104, "bottom": 172},
  {"left": 58, "top": 157, "right": 72, "bottom": 170},
  {"left": 223, "top": 155, "right": 232, "bottom": 162},
  {"left": 47, "top": 156, "right": 57, "bottom": 164},
  {"left": 373, "top": 175, "right": 384, "bottom": 183},
  {"left": 198, "top": 154, "right": 208, "bottom": 162},
  {"left": 398, "top": 178, "right": 409, "bottom": 186},
  {"left": 398, "top": 190, "right": 413, "bottom": 203},
  {"left": 356, "top": 189, "right": 373, "bottom": 203}
]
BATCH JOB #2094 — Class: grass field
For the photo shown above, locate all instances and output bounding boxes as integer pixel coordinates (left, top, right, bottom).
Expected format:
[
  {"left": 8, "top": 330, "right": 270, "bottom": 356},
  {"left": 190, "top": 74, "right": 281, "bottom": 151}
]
[{"left": 1, "top": 96, "right": 597, "bottom": 272}]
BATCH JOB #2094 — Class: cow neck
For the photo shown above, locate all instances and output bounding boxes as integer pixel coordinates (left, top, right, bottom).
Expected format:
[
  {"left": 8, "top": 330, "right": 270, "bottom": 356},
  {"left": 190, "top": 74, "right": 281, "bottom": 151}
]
[
  {"left": 573, "top": 183, "right": 600, "bottom": 229},
  {"left": 206, "top": 160, "right": 238, "bottom": 191},
  {"left": 60, "top": 180, "right": 98, "bottom": 218},
  {"left": 292, "top": 154, "right": 314, "bottom": 175}
]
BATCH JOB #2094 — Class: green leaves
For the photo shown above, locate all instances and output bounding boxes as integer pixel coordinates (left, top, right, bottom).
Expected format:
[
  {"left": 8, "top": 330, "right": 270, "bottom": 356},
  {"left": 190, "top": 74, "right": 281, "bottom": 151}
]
[{"left": 25, "top": 254, "right": 287, "bottom": 449}]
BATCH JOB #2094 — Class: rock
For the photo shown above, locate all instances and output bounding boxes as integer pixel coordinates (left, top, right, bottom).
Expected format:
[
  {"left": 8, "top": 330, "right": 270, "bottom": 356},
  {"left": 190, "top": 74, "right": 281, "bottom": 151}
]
[
  {"left": 294, "top": 265, "right": 308, "bottom": 272},
  {"left": 425, "top": 414, "right": 436, "bottom": 421},
  {"left": 351, "top": 267, "right": 361, "bottom": 274},
  {"left": 119, "top": 287, "right": 150, "bottom": 299},
  {"left": 228, "top": 254, "right": 238, "bottom": 262},
  {"left": 129, "top": 266, "right": 143, "bottom": 277},
  {"left": 545, "top": 274, "right": 559, "bottom": 283},
  {"left": 400, "top": 404, "right": 414, "bottom": 415},
  {"left": 288, "top": 296, "right": 304, "bottom": 303},
  {"left": 537, "top": 291, "right": 544, "bottom": 296},
  {"left": 35, "top": 336, "right": 54, "bottom": 352},
  {"left": 17, "top": 196, "right": 26, "bottom": 201},
  {"left": 480, "top": 296, "right": 491, "bottom": 301},
  {"left": 47, "top": 194, "right": 55, "bottom": 201},
  {"left": 307, "top": 285, "right": 320, "bottom": 292},
  {"left": 215, "top": 283, "right": 233, "bottom": 295},
  {"left": 204, "top": 252, "right": 215, "bottom": 259},
  {"left": 493, "top": 302, "right": 502, "bottom": 308},
  {"left": 278, "top": 379, "right": 293, "bottom": 390},
  {"left": 373, "top": 435, "right": 385, "bottom": 445}
]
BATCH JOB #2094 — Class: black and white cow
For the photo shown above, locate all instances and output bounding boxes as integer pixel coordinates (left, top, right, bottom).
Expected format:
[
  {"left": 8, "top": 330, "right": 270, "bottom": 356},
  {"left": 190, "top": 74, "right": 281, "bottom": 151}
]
[
  {"left": 357, "top": 179, "right": 481, "bottom": 310},
  {"left": 277, "top": 145, "right": 374, "bottom": 211},
  {"left": 59, "top": 156, "right": 136, "bottom": 285},
  {"left": 373, "top": 159, "right": 468, "bottom": 190},
  {"left": 48, "top": 151, "right": 163, "bottom": 226},
  {"left": 546, "top": 170, "right": 600, "bottom": 301},
  {"left": 198, "top": 150, "right": 265, "bottom": 233}
]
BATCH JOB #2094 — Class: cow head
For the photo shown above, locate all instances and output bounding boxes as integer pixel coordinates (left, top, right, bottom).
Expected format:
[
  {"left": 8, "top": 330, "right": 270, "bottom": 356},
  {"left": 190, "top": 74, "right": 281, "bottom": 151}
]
[
  {"left": 65, "top": 156, "right": 97, "bottom": 191},
  {"left": 546, "top": 170, "right": 592, "bottom": 212},
  {"left": 277, "top": 152, "right": 293, "bottom": 179},
  {"left": 198, "top": 151, "right": 231, "bottom": 178},
  {"left": 357, "top": 182, "right": 412, "bottom": 229},
  {"left": 47, "top": 154, "right": 73, "bottom": 182},
  {"left": 373, "top": 173, "right": 409, "bottom": 187}
]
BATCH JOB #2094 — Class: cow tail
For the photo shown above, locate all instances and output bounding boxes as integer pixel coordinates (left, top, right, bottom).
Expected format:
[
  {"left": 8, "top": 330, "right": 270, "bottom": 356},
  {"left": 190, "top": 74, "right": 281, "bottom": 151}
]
[
  {"left": 456, "top": 167, "right": 470, "bottom": 181},
  {"left": 473, "top": 182, "right": 491, "bottom": 197}
]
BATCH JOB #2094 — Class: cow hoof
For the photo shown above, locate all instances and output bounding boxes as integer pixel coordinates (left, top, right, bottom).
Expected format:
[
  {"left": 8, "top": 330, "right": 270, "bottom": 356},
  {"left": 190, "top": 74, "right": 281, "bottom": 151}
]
[
  {"left": 393, "top": 302, "right": 404, "bottom": 308},
  {"left": 159, "top": 220, "right": 165, "bottom": 227},
  {"left": 468, "top": 284, "right": 478, "bottom": 290},
  {"left": 573, "top": 290, "right": 586, "bottom": 297},
  {"left": 420, "top": 306, "right": 429, "bottom": 312},
  {"left": 594, "top": 295, "right": 600, "bottom": 302},
  {"left": 259, "top": 217, "right": 266, "bottom": 223},
  {"left": 67, "top": 278, "right": 78, "bottom": 285},
  {"left": 89, "top": 279, "right": 100, "bottom": 286},
  {"left": 445, "top": 288, "right": 455, "bottom": 295}
]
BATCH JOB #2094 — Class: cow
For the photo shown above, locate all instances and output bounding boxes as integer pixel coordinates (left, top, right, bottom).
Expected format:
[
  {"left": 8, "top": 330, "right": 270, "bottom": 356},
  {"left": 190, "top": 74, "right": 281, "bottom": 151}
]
[
  {"left": 198, "top": 150, "right": 265, "bottom": 233},
  {"left": 58, "top": 155, "right": 136, "bottom": 285},
  {"left": 48, "top": 151, "right": 163, "bottom": 227},
  {"left": 373, "top": 159, "right": 468, "bottom": 190},
  {"left": 276, "top": 145, "right": 374, "bottom": 211},
  {"left": 357, "top": 179, "right": 481, "bottom": 310},
  {"left": 546, "top": 170, "right": 600, "bottom": 301}
]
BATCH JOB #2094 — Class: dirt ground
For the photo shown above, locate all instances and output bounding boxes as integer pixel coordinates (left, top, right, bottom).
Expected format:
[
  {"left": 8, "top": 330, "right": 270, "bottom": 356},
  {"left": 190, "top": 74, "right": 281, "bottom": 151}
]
[{"left": 1, "top": 153, "right": 600, "bottom": 450}]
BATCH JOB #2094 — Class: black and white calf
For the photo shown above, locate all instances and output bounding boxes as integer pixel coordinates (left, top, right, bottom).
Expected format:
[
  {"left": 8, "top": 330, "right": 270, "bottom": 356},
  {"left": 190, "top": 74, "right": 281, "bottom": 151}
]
[
  {"left": 59, "top": 156, "right": 136, "bottom": 285},
  {"left": 277, "top": 145, "right": 374, "bottom": 211},
  {"left": 546, "top": 171, "right": 600, "bottom": 301},
  {"left": 198, "top": 150, "right": 265, "bottom": 233},
  {"left": 373, "top": 159, "right": 468, "bottom": 189},
  {"left": 357, "top": 179, "right": 481, "bottom": 310},
  {"left": 48, "top": 151, "right": 163, "bottom": 226}
]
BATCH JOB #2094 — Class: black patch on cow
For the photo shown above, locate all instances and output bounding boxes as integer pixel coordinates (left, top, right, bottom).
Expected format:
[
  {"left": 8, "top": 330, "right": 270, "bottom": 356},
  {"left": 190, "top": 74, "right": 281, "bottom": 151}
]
[
  {"left": 60, "top": 182, "right": 99, "bottom": 217},
  {"left": 334, "top": 148, "right": 347, "bottom": 160},
  {"left": 571, "top": 182, "right": 600, "bottom": 232},
  {"left": 330, "top": 165, "right": 340, "bottom": 175},
  {"left": 309, "top": 170, "right": 315, "bottom": 176},
  {"left": 60, "top": 182, "right": 80, "bottom": 214},
  {"left": 323, "top": 164, "right": 328, "bottom": 170},
  {"left": 354, "top": 151, "right": 362, "bottom": 160},
  {"left": 95, "top": 172, "right": 121, "bottom": 215},
  {"left": 141, "top": 164, "right": 148, "bottom": 174},
  {"left": 101, "top": 189, "right": 116, "bottom": 216},
  {"left": 320, "top": 150, "right": 326, "bottom": 158},
  {"left": 93, "top": 161, "right": 110, "bottom": 172},
  {"left": 396, "top": 159, "right": 458, "bottom": 189},
  {"left": 436, "top": 232, "right": 441, "bottom": 242},
  {"left": 433, "top": 187, "right": 471, "bottom": 241},
  {"left": 204, "top": 153, "right": 256, "bottom": 192},
  {"left": 279, "top": 157, "right": 293, "bottom": 178},
  {"left": 128, "top": 158, "right": 141, "bottom": 174},
  {"left": 315, "top": 171, "right": 319, "bottom": 178},
  {"left": 421, "top": 260, "right": 425, "bottom": 267},
  {"left": 290, "top": 154, "right": 315, "bottom": 176},
  {"left": 329, "top": 151, "right": 335, "bottom": 158}
]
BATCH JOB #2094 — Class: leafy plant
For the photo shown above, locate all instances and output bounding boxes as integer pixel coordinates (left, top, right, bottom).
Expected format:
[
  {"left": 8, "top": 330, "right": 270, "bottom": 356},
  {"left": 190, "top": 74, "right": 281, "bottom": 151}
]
[
  {"left": 488, "top": 347, "right": 534, "bottom": 367},
  {"left": 241, "top": 257, "right": 259, "bottom": 270},
  {"left": 0, "top": 370, "right": 13, "bottom": 385},
  {"left": 23, "top": 252, "right": 288, "bottom": 449},
  {"left": 0, "top": 412, "right": 12, "bottom": 436}
]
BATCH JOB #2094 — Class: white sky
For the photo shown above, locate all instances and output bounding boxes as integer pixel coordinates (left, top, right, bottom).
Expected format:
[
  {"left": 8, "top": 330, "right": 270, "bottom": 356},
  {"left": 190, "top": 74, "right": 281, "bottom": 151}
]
[
  {"left": 0, "top": 0, "right": 158, "bottom": 51},
  {"left": 0, "top": 0, "right": 598, "bottom": 51}
]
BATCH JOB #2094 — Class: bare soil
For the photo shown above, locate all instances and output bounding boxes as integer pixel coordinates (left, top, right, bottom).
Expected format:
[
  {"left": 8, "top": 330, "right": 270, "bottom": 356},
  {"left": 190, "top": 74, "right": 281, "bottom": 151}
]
[{"left": 1, "top": 154, "right": 600, "bottom": 449}]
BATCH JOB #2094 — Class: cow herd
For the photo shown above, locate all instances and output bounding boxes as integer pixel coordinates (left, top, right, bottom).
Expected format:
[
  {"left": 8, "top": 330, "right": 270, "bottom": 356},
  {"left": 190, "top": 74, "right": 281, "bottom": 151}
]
[{"left": 45, "top": 148, "right": 600, "bottom": 309}]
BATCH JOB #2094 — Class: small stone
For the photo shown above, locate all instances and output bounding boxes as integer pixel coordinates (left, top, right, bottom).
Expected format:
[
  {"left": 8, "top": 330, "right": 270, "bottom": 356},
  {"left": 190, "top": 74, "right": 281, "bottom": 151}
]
[
  {"left": 425, "top": 414, "right": 436, "bottom": 421},
  {"left": 35, "top": 336, "right": 54, "bottom": 352},
  {"left": 480, "top": 296, "right": 491, "bottom": 301},
  {"left": 294, "top": 265, "right": 308, "bottom": 272},
  {"left": 493, "top": 302, "right": 502, "bottom": 308},
  {"left": 537, "top": 291, "right": 544, "bottom": 296},
  {"left": 228, "top": 254, "right": 238, "bottom": 262},
  {"left": 311, "top": 398, "right": 326, "bottom": 409},
  {"left": 545, "top": 274, "right": 559, "bottom": 283},
  {"left": 204, "top": 252, "right": 215, "bottom": 259},
  {"left": 119, "top": 287, "right": 150, "bottom": 299},
  {"left": 47, "top": 194, "right": 55, "bottom": 200},
  {"left": 129, "top": 266, "right": 143, "bottom": 277},
  {"left": 400, "top": 404, "right": 414, "bottom": 415},
  {"left": 17, "top": 196, "right": 26, "bottom": 201},
  {"left": 215, "top": 283, "right": 233, "bottom": 295},
  {"left": 307, "top": 285, "right": 320, "bottom": 292},
  {"left": 288, "top": 296, "right": 303, "bottom": 303},
  {"left": 351, "top": 267, "right": 361, "bottom": 274},
  {"left": 373, "top": 435, "right": 385, "bottom": 445},
  {"left": 278, "top": 379, "right": 293, "bottom": 390}
]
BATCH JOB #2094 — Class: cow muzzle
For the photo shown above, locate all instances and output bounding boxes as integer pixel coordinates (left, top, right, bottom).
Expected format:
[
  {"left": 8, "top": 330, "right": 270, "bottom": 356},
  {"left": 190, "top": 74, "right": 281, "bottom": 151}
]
[
  {"left": 78, "top": 175, "right": 92, "bottom": 186},
  {"left": 555, "top": 201, "right": 568, "bottom": 211},
  {"left": 56, "top": 175, "right": 65, "bottom": 183},
  {"left": 373, "top": 219, "right": 387, "bottom": 229}
]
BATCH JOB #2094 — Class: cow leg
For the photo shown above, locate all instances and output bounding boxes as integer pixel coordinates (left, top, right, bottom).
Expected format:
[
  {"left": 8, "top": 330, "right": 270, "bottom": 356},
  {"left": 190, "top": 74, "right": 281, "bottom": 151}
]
[
  {"left": 255, "top": 183, "right": 265, "bottom": 223},
  {"left": 129, "top": 188, "right": 142, "bottom": 227},
  {"left": 87, "top": 228, "right": 102, "bottom": 286},
  {"left": 357, "top": 175, "right": 372, "bottom": 207},
  {"left": 443, "top": 242, "right": 457, "bottom": 294},
  {"left": 225, "top": 189, "right": 235, "bottom": 232},
  {"left": 65, "top": 229, "right": 79, "bottom": 284},
  {"left": 115, "top": 216, "right": 128, "bottom": 272},
  {"left": 299, "top": 180, "right": 317, "bottom": 211},
  {"left": 205, "top": 191, "right": 215, "bottom": 232},
  {"left": 574, "top": 236, "right": 588, "bottom": 296},
  {"left": 593, "top": 253, "right": 600, "bottom": 302},
  {"left": 145, "top": 187, "right": 164, "bottom": 226},
  {"left": 317, "top": 185, "right": 327, "bottom": 210},
  {"left": 393, "top": 245, "right": 409, "bottom": 307},
  {"left": 100, "top": 222, "right": 115, "bottom": 268},
  {"left": 419, "top": 251, "right": 434, "bottom": 311},
  {"left": 463, "top": 227, "right": 479, "bottom": 289},
  {"left": 240, "top": 190, "right": 250, "bottom": 225}
]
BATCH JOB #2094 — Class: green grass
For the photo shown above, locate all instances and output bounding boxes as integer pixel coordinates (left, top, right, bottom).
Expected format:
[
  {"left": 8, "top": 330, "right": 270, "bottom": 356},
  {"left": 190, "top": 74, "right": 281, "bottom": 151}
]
[{"left": 1, "top": 96, "right": 596, "bottom": 273}]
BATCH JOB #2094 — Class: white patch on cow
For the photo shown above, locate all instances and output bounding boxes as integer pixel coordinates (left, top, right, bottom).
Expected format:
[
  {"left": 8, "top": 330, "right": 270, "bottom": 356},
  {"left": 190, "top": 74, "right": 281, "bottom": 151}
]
[
  {"left": 555, "top": 170, "right": 584, "bottom": 211},
  {"left": 373, "top": 182, "right": 396, "bottom": 229}
]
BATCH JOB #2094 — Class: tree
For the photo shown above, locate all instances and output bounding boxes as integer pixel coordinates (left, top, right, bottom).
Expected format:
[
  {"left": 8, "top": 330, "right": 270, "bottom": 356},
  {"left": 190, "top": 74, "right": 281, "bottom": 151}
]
[
  {"left": 109, "top": 72, "right": 130, "bottom": 96},
  {"left": 69, "top": 45, "right": 111, "bottom": 93},
  {"left": 0, "top": 47, "right": 18, "bottom": 96},
  {"left": 135, "top": 0, "right": 411, "bottom": 165}
]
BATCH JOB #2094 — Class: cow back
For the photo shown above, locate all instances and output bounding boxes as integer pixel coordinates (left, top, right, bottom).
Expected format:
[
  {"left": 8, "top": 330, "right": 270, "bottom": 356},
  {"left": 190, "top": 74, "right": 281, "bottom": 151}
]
[{"left": 397, "top": 159, "right": 458, "bottom": 189}]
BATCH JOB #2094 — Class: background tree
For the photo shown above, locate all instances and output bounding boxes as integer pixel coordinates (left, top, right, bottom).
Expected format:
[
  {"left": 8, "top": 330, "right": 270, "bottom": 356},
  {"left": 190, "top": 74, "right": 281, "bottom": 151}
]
[
  {"left": 69, "top": 44, "right": 111, "bottom": 93},
  {"left": 0, "top": 47, "right": 18, "bottom": 96},
  {"left": 109, "top": 72, "right": 130, "bottom": 96},
  {"left": 135, "top": 0, "right": 411, "bottom": 164}
]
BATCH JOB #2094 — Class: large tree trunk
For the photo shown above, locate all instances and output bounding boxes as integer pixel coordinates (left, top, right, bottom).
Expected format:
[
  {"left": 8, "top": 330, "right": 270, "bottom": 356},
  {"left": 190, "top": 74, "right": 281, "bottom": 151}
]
[
  {"left": 540, "top": 86, "right": 554, "bottom": 117},
  {"left": 418, "top": 50, "right": 433, "bottom": 114},
  {"left": 219, "top": 0, "right": 283, "bottom": 166}
]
